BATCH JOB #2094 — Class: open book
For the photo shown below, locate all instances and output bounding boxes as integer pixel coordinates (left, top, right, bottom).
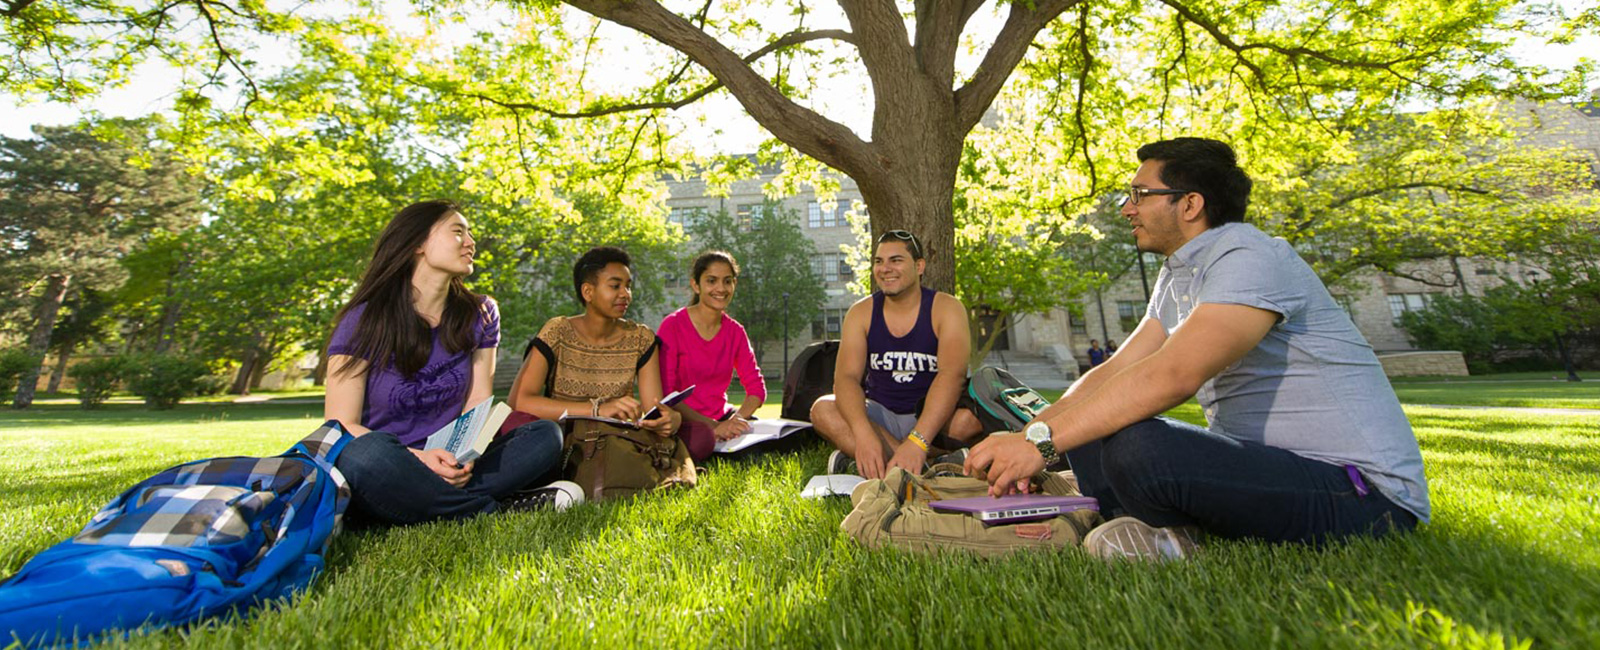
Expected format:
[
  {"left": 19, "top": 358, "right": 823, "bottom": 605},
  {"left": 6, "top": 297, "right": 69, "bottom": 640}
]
[
  {"left": 558, "top": 386, "right": 696, "bottom": 431},
  {"left": 713, "top": 417, "right": 813, "bottom": 454},
  {"left": 423, "top": 398, "right": 513, "bottom": 464}
]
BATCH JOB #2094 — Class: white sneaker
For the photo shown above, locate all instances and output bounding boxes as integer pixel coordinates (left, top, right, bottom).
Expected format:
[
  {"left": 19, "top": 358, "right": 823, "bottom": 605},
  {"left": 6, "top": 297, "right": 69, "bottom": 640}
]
[
  {"left": 501, "top": 480, "right": 585, "bottom": 513},
  {"left": 1083, "top": 516, "right": 1201, "bottom": 561}
]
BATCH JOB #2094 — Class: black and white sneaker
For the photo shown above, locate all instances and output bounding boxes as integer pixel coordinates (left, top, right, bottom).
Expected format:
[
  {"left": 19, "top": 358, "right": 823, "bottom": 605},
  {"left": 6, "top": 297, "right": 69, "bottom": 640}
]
[
  {"left": 826, "top": 449, "right": 858, "bottom": 476},
  {"left": 500, "top": 480, "right": 584, "bottom": 513},
  {"left": 932, "top": 448, "right": 968, "bottom": 466}
]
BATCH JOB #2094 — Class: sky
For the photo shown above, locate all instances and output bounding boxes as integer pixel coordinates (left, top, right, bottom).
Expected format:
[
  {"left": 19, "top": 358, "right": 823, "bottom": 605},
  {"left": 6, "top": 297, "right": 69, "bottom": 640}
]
[{"left": 1, "top": 1, "right": 1595, "bottom": 152}]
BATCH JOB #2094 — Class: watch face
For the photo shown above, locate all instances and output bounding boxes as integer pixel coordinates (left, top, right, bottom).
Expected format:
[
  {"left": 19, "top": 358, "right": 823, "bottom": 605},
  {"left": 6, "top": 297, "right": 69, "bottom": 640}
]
[{"left": 1025, "top": 422, "right": 1050, "bottom": 443}]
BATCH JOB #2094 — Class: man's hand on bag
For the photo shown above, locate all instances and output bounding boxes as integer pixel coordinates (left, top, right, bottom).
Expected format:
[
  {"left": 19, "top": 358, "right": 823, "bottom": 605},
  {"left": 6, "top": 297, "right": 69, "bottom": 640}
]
[
  {"left": 965, "top": 432, "right": 1043, "bottom": 497},
  {"left": 886, "top": 441, "right": 928, "bottom": 476},
  {"left": 854, "top": 435, "right": 888, "bottom": 479},
  {"left": 411, "top": 448, "right": 473, "bottom": 488}
]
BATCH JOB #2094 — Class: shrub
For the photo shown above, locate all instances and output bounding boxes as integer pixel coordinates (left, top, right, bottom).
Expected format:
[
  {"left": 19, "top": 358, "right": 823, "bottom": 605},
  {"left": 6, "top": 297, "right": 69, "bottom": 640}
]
[
  {"left": 68, "top": 356, "right": 130, "bottom": 409},
  {"left": 0, "top": 349, "right": 40, "bottom": 402},
  {"left": 126, "top": 355, "right": 211, "bottom": 410},
  {"left": 195, "top": 374, "right": 227, "bottom": 397},
  {"left": 1398, "top": 294, "right": 1500, "bottom": 369}
]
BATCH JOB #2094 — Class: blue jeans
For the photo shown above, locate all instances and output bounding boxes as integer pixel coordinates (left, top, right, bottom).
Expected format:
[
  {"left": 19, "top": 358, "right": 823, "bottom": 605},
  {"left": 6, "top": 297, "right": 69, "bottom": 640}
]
[
  {"left": 335, "top": 420, "right": 563, "bottom": 526},
  {"left": 1066, "top": 417, "right": 1417, "bottom": 545}
]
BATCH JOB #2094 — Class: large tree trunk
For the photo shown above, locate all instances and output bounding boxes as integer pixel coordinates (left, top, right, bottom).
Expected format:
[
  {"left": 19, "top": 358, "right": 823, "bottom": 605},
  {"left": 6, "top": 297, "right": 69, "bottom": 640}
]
[
  {"left": 154, "top": 257, "right": 189, "bottom": 353},
  {"left": 13, "top": 273, "right": 71, "bottom": 409},
  {"left": 230, "top": 348, "right": 259, "bottom": 396},
  {"left": 852, "top": 133, "right": 962, "bottom": 293},
  {"left": 154, "top": 301, "right": 184, "bottom": 354},
  {"left": 248, "top": 351, "right": 272, "bottom": 390},
  {"left": 47, "top": 345, "right": 72, "bottom": 393},
  {"left": 559, "top": 0, "right": 1073, "bottom": 297}
]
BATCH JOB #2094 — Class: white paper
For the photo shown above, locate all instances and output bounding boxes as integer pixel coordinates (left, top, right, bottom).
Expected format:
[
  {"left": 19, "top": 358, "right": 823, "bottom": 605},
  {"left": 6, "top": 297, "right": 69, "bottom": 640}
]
[
  {"left": 801, "top": 474, "right": 866, "bottom": 499},
  {"left": 713, "top": 417, "right": 813, "bottom": 454}
]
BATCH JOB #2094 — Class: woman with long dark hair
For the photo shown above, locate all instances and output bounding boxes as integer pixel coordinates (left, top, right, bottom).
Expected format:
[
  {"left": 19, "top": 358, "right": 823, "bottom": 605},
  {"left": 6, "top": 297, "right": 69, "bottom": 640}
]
[
  {"left": 656, "top": 251, "right": 766, "bottom": 461},
  {"left": 325, "top": 200, "right": 580, "bottom": 525}
]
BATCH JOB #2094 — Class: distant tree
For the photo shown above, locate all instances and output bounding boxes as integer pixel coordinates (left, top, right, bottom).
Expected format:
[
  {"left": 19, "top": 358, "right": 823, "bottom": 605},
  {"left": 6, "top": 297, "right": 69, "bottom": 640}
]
[
  {"left": 951, "top": 140, "right": 1109, "bottom": 367},
  {"left": 0, "top": 119, "right": 202, "bottom": 408},
  {"left": 44, "top": 288, "right": 114, "bottom": 393},
  {"left": 684, "top": 202, "right": 826, "bottom": 363}
]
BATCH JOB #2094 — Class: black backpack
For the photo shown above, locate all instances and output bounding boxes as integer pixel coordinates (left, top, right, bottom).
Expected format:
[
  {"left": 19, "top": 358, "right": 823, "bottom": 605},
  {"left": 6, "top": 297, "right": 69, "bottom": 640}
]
[
  {"left": 781, "top": 340, "right": 840, "bottom": 421},
  {"left": 966, "top": 366, "right": 1052, "bottom": 434}
]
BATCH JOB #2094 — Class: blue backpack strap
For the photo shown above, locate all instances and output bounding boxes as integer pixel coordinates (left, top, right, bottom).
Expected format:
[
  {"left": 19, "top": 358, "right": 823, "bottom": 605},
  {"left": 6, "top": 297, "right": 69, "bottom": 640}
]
[{"left": 289, "top": 420, "right": 354, "bottom": 464}]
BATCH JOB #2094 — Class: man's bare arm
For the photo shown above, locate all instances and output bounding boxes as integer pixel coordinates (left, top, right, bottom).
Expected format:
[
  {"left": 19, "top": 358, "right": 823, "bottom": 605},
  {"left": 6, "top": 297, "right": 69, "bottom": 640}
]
[
  {"left": 1044, "top": 303, "right": 1279, "bottom": 451},
  {"left": 1024, "top": 316, "right": 1169, "bottom": 428},
  {"left": 831, "top": 300, "right": 876, "bottom": 440},
  {"left": 910, "top": 293, "right": 971, "bottom": 438}
]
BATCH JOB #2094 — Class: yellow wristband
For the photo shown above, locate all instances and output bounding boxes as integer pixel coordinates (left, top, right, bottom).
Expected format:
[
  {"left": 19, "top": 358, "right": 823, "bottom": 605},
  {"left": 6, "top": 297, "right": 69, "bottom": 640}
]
[{"left": 907, "top": 430, "right": 929, "bottom": 451}]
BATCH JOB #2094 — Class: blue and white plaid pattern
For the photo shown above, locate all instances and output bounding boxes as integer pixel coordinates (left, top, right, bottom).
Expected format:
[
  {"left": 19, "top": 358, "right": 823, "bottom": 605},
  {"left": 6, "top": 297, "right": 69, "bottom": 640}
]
[{"left": 75, "top": 423, "right": 351, "bottom": 550}]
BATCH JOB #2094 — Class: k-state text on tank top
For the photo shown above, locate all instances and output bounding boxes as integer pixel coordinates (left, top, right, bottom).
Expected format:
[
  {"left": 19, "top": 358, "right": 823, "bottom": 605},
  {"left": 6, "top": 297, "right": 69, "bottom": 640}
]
[{"left": 869, "top": 351, "right": 939, "bottom": 383}]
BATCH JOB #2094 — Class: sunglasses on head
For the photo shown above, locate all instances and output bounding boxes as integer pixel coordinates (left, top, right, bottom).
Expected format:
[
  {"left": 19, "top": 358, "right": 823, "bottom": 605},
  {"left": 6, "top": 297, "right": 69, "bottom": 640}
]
[{"left": 875, "top": 229, "right": 923, "bottom": 258}]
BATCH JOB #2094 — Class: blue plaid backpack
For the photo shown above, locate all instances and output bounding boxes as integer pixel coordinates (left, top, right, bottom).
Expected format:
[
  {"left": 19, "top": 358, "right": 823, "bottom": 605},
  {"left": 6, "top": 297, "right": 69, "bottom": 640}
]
[{"left": 0, "top": 421, "right": 353, "bottom": 647}]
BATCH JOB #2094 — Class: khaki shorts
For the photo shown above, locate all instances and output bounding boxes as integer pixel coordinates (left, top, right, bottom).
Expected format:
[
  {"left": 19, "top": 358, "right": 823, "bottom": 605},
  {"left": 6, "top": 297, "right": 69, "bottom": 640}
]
[{"left": 864, "top": 400, "right": 918, "bottom": 441}]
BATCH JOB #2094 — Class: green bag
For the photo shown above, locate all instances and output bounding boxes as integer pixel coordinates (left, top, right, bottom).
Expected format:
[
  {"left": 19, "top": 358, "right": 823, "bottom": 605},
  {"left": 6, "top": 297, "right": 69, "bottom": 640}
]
[
  {"left": 562, "top": 420, "right": 696, "bottom": 501},
  {"left": 841, "top": 465, "right": 1101, "bottom": 557}
]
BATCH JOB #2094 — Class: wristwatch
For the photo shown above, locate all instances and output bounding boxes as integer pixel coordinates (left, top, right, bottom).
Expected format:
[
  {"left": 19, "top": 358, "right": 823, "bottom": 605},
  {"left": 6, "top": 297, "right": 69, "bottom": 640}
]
[{"left": 1024, "top": 421, "right": 1061, "bottom": 466}]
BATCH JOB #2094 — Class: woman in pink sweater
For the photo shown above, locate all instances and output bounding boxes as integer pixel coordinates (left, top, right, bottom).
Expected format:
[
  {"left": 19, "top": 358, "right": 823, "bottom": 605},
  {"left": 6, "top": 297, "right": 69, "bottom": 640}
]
[{"left": 657, "top": 251, "right": 768, "bottom": 461}]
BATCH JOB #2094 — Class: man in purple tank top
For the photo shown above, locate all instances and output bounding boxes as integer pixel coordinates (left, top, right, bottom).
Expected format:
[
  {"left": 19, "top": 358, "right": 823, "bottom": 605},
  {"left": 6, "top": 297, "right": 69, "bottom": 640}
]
[{"left": 810, "top": 230, "right": 984, "bottom": 479}]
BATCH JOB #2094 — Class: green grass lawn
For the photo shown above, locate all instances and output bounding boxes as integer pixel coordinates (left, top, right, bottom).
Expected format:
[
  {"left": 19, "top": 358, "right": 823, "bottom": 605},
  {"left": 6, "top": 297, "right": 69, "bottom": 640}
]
[
  {"left": 2, "top": 391, "right": 1598, "bottom": 648},
  {"left": 1387, "top": 379, "right": 1600, "bottom": 410}
]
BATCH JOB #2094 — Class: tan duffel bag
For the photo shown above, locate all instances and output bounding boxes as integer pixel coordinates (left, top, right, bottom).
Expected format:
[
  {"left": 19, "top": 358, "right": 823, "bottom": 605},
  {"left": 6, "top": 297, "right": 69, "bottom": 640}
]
[{"left": 841, "top": 465, "right": 1102, "bottom": 557}]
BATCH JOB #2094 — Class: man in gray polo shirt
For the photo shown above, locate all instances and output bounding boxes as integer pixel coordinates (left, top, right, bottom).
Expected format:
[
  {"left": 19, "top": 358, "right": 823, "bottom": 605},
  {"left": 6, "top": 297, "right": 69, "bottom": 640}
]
[{"left": 966, "top": 137, "right": 1429, "bottom": 560}]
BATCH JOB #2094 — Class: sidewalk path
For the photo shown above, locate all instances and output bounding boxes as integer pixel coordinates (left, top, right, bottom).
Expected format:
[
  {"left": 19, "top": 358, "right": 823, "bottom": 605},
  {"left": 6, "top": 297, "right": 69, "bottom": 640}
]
[
  {"left": 1409, "top": 404, "right": 1600, "bottom": 417},
  {"left": 230, "top": 396, "right": 325, "bottom": 405}
]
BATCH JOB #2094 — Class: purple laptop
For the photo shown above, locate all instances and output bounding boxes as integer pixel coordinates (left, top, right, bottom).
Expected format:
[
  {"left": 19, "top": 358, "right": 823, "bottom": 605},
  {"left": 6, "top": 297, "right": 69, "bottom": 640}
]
[{"left": 929, "top": 494, "right": 1099, "bottom": 524}]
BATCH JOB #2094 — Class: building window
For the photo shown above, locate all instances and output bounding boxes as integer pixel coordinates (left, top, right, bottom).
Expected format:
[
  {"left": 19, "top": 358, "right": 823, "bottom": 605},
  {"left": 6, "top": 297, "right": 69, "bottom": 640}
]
[
  {"left": 812, "top": 252, "right": 849, "bottom": 283},
  {"left": 1067, "top": 303, "right": 1088, "bottom": 336},
  {"left": 811, "top": 308, "right": 846, "bottom": 339},
  {"left": 807, "top": 200, "right": 850, "bottom": 228},
  {"left": 1115, "top": 300, "right": 1143, "bottom": 333},
  {"left": 736, "top": 203, "right": 771, "bottom": 232},
  {"left": 668, "top": 207, "right": 704, "bottom": 228},
  {"left": 1387, "top": 293, "right": 1431, "bottom": 321}
]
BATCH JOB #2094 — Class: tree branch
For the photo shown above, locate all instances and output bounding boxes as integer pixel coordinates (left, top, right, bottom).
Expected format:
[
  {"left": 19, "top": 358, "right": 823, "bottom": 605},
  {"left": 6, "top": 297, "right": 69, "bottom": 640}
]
[
  {"left": 1, "top": 0, "right": 39, "bottom": 17},
  {"left": 430, "top": 29, "right": 852, "bottom": 121},
  {"left": 1374, "top": 263, "right": 1462, "bottom": 288},
  {"left": 954, "top": 0, "right": 1077, "bottom": 134},
  {"left": 191, "top": 0, "right": 260, "bottom": 111},
  {"left": 561, "top": 0, "right": 871, "bottom": 173},
  {"left": 913, "top": 0, "right": 985, "bottom": 88},
  {"left": 1070, "top": 6, "right": 1096, "bottom": 201},
  {"left": 1157, "top": 0, "right": 1436, "bottom": 87},
  {"left": 838, "top": 0, "right": 919, "bottom": 88},
  {"left": 1326, "top": 182, "right": 1492, "bottom": 210}
]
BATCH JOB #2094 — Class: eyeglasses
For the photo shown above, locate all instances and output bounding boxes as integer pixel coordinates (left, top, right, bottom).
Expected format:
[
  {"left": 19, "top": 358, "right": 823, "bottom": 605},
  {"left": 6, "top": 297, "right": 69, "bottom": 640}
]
[
  {"left": 875, "top": 229, "right": 923, "bottom": 258},
  {"left": 1116, "top": 186, "right": 1195, "bottom": 206}
]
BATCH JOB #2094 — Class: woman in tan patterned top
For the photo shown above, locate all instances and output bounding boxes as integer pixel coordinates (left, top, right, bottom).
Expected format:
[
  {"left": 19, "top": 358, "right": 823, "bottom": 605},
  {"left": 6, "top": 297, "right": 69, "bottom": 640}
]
[{"left": 508, "top": 246, "right": 680, "bottom": 437}]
